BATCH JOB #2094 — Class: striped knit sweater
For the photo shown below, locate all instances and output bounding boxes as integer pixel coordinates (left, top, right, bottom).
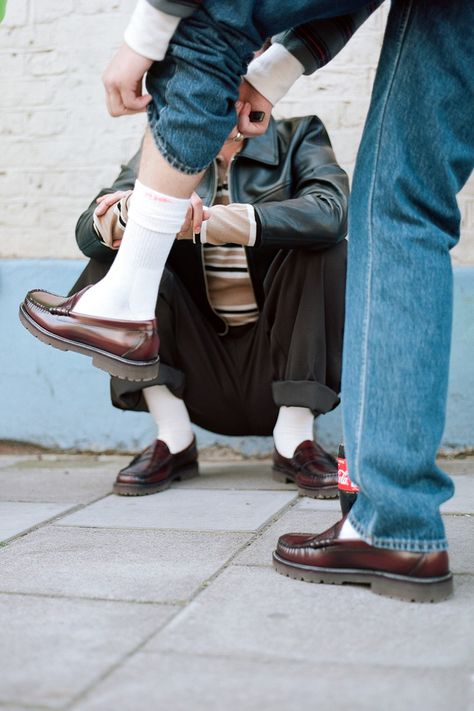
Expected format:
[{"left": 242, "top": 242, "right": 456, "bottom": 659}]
[
  {"left": 92, "top": 156, "right": 259, "bottom": 328},
  {"left": 202, "top": 156, "right": 259, "bottom": 328}
]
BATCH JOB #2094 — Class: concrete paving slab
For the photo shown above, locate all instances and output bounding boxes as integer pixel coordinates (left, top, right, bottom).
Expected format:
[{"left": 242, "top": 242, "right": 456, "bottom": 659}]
[
  {"left": 293, "top": 495, "right": 341, "bottom": 512},
  {"left": 0, "top": 527, "right": 251, "bottom": 603},
  {"left": 0, "top": 455, "right": 118, "bottom": 470},
  {"left": 442, "top": 475, "right": 474, "bottom": 514},
  {"left": 175, "top": 461, "right": 297, "bottom": 491},
  {"left": 72, "top": 651, "right": 471, "bottom": 711},
  {"left": 234, "top": 508, "right": 339, "bottom": 566},
  {"left": 0, "top": 501, "right": 74, "bottom": 542},
  {"left": 147, "top": 566, "right": 474, "bottom": 668},
  {"left": 0, "top": 593, "right": 175, "bottom": 709},
  {"left": 444, "top": 515, "right": 474, "bottom": 573},
  {"left": 0, "top": 467, "right": 113, "bottom": 503},
  {"left": 438, "top": 457, "right": 474, "bottom": 476},
  {"left": 0, "top": 455, "right": 36, "bottom": 470},
  {"left": 56, "top": 489, "right": 296, "bottom": 532}
]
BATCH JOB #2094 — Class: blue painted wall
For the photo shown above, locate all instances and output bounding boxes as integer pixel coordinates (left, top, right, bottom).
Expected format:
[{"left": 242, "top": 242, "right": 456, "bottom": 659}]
[{"left": 1, "top": 260, "right": 473, "bottom": 453}]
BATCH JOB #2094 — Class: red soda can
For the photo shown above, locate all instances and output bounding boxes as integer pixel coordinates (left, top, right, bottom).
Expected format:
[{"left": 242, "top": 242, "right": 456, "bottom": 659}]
[{"left": 337, "top": 443, "right": 359, "bottom": 515}]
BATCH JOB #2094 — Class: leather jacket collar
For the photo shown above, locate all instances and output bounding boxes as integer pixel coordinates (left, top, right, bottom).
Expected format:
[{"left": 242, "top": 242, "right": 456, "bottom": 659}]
[{"left": 238, "top": 117, "right": 279, "bottom": 166}]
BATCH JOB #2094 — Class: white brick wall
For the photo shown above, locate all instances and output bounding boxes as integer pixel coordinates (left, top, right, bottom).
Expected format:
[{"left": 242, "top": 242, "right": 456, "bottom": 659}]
[{"left": 1, "top": 1, "right": 473, "bottom": 263}]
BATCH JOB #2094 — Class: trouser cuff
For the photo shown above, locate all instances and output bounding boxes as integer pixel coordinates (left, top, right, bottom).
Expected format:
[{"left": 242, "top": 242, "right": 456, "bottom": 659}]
[
  {"left": 272, "top": 380, "right": 340, "bottom": 415},
  {"left": 111, "top": 363, "right": 185, "bottom": 412}
]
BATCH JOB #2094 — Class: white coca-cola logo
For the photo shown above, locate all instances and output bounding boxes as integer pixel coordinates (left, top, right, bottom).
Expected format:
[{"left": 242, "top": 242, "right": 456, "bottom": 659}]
[{"left": 338, "top": 468, "right": 350, "bottom": 486}]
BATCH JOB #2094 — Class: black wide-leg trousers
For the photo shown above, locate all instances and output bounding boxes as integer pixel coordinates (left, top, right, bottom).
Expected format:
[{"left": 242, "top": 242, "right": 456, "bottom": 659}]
[{"left": 72, "top": 241, "right": 347, "bottom": 436}]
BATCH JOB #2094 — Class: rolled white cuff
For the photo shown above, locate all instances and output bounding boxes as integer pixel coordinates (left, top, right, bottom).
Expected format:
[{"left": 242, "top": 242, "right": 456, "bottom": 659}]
[
  {"left": 129, "top": 179, "right": 190, "bottom": 233},
  {"left": 199, "top": 208, "right": 210, "bottom": 244},
  {"left": 198, "top": 204, "right": 256, "bottom": 246},
  {"left": 245, "top": 43, "right": 304, "bottom": 106},
  {"left": 246, "top": 204, "right": 257, "bottom": 247},
  {"left": 124, "top": 0, "right": 180, "bottom": 62}
]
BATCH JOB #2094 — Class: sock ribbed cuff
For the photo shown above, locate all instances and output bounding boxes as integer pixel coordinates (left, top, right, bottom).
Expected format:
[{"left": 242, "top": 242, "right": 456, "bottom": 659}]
[{"left": 129, "top": 179, "right": 190, "bottom": 233}]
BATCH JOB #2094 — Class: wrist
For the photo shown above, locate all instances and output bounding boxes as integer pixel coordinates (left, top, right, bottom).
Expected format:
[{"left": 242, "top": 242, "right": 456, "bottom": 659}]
[
  {"left": 199, "top": 204, "right": 256, "bottom": 246},
  {"left": 245, "top": 43, "right": 304, "bottom": 105}
]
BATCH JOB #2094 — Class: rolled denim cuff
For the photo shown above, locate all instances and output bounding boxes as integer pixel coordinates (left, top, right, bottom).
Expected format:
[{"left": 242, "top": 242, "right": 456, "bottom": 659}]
[
  {"left": 148, "top": 119, "right": 213, "bottom": 175},
  {"left": 349, "top": 508, "right": 450, "bottom": 553},
  {"left": 272, "top": 380, "right": 340, "bottom": 416}
]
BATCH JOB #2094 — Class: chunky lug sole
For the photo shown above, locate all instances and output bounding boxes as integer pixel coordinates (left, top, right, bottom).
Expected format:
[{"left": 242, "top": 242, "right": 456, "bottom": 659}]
[
  {"left": 19, "top": 305, "right": 159, "bottom": 382},
  {"left": 113, "top": 462, "right": 199, "bottom": 496},
  {"left": 272, "top": 467, "right": 338, "bottom": 499},
  {"left": 273, "top": 552, "right": 453, "bottom": 603}
]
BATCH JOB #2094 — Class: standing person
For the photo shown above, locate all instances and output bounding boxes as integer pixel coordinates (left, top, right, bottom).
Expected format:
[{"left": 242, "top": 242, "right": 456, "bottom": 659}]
[
  {"left": 19, "top": 1, "right": 474, "bottom": 602},
  {"left": 71, "top": 114, "right": 348, "bottom": 498},
  {"left": 20, "top": 1, "right": 377, "bottom": 380},
  {"left": 263, "top": 2, "right": 474, "bottom": 602}
]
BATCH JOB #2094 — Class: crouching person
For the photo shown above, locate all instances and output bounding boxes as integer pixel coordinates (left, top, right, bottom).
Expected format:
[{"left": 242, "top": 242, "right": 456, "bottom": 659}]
[{"left": 71, "top": 114, "right": 348, "bottom": 497}]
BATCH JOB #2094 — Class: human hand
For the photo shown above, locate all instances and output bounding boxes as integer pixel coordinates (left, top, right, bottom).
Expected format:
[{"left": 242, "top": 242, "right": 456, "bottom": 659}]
[
  {"left": 102, "top": 43, "right": 153, "bottom": 116},
  {"left": 177, "top": 192, "right": 210, "bottom": 240},
  {"left": 95, "top": 190, "right": 132, "bottom": 217},
  {"left": 236, "top": 80, "right": 272, "bottom": 137},
  {"left": 94, "top": 190, "right": 132, "bottom": 249}
]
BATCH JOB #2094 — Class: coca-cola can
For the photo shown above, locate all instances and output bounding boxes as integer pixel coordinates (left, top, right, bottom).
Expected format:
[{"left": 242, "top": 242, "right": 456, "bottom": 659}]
[{"left": 337, "top": 443, "right": 359, "bottom": 515}]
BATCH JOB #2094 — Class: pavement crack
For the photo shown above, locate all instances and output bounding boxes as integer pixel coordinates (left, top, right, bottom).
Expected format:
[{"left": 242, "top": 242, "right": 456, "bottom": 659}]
[{"left": 0, "top": 493, "right": 114, "bottom": 548}]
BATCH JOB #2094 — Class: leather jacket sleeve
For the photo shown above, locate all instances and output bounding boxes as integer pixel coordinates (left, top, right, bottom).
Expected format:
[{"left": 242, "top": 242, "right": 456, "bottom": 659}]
[
  {"left": 254, "top": 117, "right": 349, "bottom": 250},
  {"left": 75, "top": 152, "right": 139, "bottom": 263},
  {"left": 274, "top": 3, "right": 382, "bottom": 76}
]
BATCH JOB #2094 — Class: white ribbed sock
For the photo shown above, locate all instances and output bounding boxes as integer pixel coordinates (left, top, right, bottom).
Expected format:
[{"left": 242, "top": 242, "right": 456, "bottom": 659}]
[
  {"left": 273, "top": 406, "right": 314, "bottom": 458},
  {"left": 73, "top": 180, "right": 190, "bottom": 320},
  {"left": 144, "top": 384, "right": 194, "bottom": 454},
  {"left": 338, "top": 517, "right": 362, "bottom": 540}
]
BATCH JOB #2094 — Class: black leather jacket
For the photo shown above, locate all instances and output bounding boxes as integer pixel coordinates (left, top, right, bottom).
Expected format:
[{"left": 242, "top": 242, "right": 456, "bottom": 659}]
[{"left": 76, "top": 115, "right": 348, "bottom": 333}]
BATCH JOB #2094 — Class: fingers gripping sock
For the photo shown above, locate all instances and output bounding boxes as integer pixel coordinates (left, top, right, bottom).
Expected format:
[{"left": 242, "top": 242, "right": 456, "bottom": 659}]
[
  {"left": 273, "top": 406, "right": 314, "bottom": 458},
  {"left": 143, "top": 385, "right": 194, "bottom": 454},
  {"left": 73, "top": 180, "right": 190, "bottom": 320}
]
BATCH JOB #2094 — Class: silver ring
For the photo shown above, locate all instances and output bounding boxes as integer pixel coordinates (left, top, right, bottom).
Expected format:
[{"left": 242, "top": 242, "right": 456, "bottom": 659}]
[{"left": 233, "top": 131, "right": 244, "bottom": 142}]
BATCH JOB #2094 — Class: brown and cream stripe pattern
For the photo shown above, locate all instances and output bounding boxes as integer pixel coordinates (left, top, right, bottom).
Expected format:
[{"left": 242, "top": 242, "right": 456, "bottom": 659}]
[{"left": 203, "top": 244, "right": 259, "bottom": 326}]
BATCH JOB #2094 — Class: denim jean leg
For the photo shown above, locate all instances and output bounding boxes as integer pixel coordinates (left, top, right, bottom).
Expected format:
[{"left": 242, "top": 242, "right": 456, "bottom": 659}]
[
  {"left": 343, "top": 0, "right": 474, "bottom": 551},
  {"left": 145, "top": 0, "right": 378, "bottom": 174}
]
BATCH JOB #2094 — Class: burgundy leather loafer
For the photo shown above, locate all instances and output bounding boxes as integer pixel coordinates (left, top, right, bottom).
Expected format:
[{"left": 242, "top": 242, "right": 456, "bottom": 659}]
[
  {"left": 273, "top": 440, "right": 338, "bottom": 499},
  {"left": 273, "top": 518, "right": 453, "bottom": 603},
  {"left": 113, "top": 437, "right": 199, "bottom": 496},
  {"left": 19, "top": 288, "right": 159, "bottom": 381}
]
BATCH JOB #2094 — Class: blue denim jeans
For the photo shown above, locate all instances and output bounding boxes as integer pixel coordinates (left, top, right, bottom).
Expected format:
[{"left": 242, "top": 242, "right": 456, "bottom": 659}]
[
  {"left": 146, "top": 0, "right": 473, "bottom": 551},
  {"left": 344, "top": 0, "right": 474, "bottom": 552},
  {"left": 146, "top": 0, "right": 371, "bottom": 173}
]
